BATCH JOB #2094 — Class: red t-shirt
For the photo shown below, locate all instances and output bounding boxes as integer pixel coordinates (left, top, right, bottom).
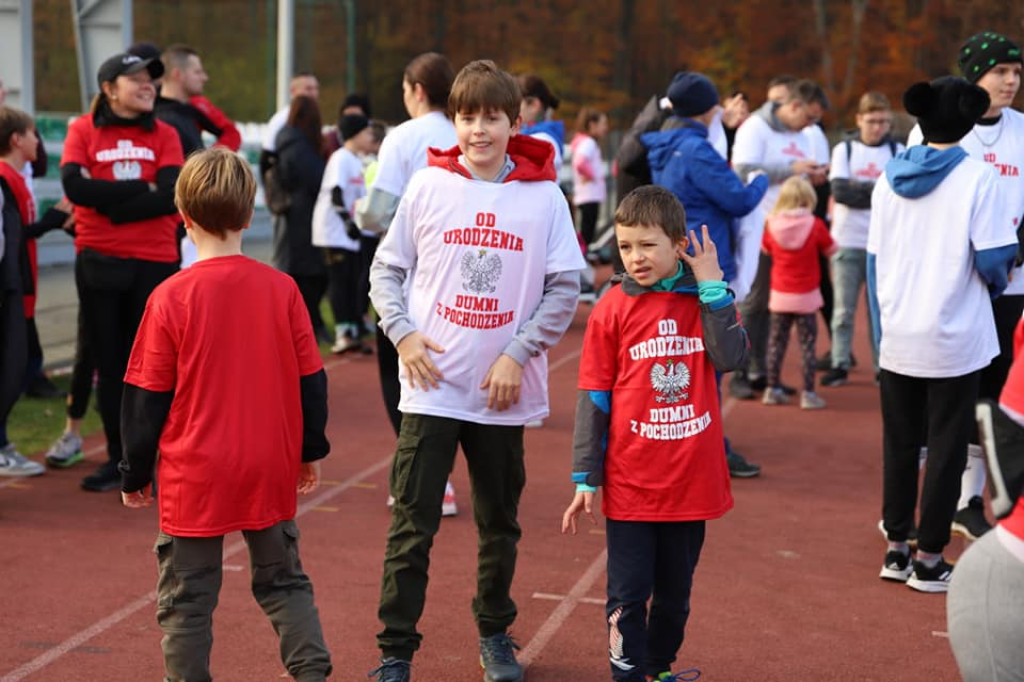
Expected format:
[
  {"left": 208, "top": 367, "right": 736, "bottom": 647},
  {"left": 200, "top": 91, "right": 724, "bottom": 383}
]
[
  {"left": 998, "top": 318, "right": 1024, "bottom": 539},
  {"left": 61, "top": 115, "right": 184, "bottom": 262},
  {"left": 124, "top": 256, "right": 323, "bottom": 536},
  {"left": 761, "top": 215, "right": 834, "bottom": 294},
  {"left": 578, "top": 285, "right": 733, "bottom": 521}
]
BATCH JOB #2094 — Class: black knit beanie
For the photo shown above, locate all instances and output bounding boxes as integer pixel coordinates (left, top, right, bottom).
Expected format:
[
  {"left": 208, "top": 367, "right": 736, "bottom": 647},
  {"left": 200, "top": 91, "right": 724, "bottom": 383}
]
[{"left": 958, "top": 31, "right": 1023, "bottom": 83}]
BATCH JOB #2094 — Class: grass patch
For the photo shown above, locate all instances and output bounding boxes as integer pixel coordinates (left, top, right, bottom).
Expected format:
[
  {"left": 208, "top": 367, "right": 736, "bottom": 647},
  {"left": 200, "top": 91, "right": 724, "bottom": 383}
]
[{"left": 7, "top": 373, "right": 103, "bottom": 459}]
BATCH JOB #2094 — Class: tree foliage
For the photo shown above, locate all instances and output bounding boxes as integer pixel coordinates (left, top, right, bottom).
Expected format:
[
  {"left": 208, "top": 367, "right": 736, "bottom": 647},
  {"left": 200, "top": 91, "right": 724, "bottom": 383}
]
[{"left": 29, "top": 0, "right": 1024, "bottom": 133}]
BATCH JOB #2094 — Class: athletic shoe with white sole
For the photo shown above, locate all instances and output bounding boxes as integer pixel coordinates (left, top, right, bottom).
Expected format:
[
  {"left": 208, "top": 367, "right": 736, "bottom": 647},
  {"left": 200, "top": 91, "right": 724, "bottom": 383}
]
[
  {"left": 879, "top": 549, "right": 913, "bottom": 582},
  {"left": 442, "top": 480, "right": 458, "bottom": 517},
  {"left": 951, "top": 496, "right": 992, "bottom": 541},
  {"left": 0, "top": 444, "right": 45, "bottom": 477},
  {"left": 907, "top": 558, "right": 954, "bottom": 593},
  {"left": 45, "top": 431, "right": 84, "bottom": 468}
]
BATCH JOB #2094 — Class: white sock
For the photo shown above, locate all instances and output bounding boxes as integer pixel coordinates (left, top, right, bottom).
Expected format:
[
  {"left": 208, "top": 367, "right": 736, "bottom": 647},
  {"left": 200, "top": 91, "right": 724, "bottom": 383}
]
[
  {"left": 887, "top": 541, "right": 910, "bottom": 556},
  {"left": 916, "top": 550, "right": 941, "bottom": 568},
  {"left": 919, "top": 446, "right": 927, "bottom": 471},
  {"left": 957, "top": 444, "right": 987, "bottom": 510}
]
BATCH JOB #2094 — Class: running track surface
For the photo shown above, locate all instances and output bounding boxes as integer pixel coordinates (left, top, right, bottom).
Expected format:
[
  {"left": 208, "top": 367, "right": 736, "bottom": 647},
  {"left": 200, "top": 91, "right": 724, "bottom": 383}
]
[{"left": 0, "top": 301, "right": 966, "bottom": 681}]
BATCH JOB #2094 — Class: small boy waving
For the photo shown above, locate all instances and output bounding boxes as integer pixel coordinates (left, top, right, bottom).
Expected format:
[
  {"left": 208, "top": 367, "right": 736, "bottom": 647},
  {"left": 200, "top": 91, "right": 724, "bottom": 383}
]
[
  {"left": 120, "top": 148, "right": 332, "bottom": 682},
  {"left": 368, "top": 60, "right": 585, "bottom": 682},
  {"left": 563, "top": 186, "right": 747, "bottom": 682}
]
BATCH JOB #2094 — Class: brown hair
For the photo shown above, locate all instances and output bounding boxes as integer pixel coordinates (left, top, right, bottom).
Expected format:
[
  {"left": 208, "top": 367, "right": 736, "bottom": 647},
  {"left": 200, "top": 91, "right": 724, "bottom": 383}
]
[
  {"left": 772, "top": 176, "right": 817, "bottom": 215},
  {"left": 287, "top": 95, "right": 323, "bottom": 157},
  {"left": 614, "top": 186, "right": 687, "bottom": 242},
  {"left": 0, "top": 106, "right": 34, "bottom": 156},
  {"left": 575, "top": 106, "right": 605, "bottom": 136},
  {"left": 517, "top": 74, "right": 560, "bottom": 110},
  {"left": 174, "top": 147, "right": 256, "bottom": 236},
  {"left": 858, "top": 91, "right": 891, "bottom": 114},
  {"left": 448, "top": 60, "right": 521, "bottom": 124},
  {"left": 404, "top": 52, "right": 454, "bottom": 109},
  {"left": 161, "top": 43, "right": 198, "bottom": 73}
]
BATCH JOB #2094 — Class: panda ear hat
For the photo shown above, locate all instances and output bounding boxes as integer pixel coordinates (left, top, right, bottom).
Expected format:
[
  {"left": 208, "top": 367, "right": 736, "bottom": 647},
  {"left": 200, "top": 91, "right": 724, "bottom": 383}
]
[{"left": 904, "top": 76, "right": 990, "bottom": 144}]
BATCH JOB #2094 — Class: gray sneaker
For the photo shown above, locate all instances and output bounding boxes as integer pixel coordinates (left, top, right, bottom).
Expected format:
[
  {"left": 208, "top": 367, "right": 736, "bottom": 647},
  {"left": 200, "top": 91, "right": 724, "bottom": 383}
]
[
  {"left": 800, "top": 391, "right": 826, "bottom": 410},
  {"left": 45, "top": 432, "right": 84, "bottom": 468},
  {"left": 480, "top": 633, "right": 523, "bottom": 682},
  {"left": 0, "top": 444, "right": 45, "bottom": 477},
  {"left": 367, "top": 658, "right": 410, "bottom": 682}
]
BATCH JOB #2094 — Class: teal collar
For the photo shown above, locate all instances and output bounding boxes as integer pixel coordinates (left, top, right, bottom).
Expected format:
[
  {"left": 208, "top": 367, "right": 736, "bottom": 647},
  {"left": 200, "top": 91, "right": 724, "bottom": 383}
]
[{"left": 651, "top": 262, "right": 685, "bottom": 292}]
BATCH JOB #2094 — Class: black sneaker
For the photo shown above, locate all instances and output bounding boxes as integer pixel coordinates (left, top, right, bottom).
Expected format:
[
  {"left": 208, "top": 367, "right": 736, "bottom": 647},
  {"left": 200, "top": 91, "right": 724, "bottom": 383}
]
[
  {"left": 726, "top": 449, "right": 761, "bottom": 478},
  {"left": 367, "top": 658, "right": 411, "bottom": 682},
  {"left": 81, "top": 460, "right": 121, "bottom": 492},
  {"left": 815, "top": 352, "right": 832, "bottom": 371},
  {"left": 821, "top": 367, "right": 848, "bottom": 387},
  {"left": 879, "top": 549, "right": 913, "bottom": 582},
  {"left": 907, "top": 558, "right": 954, "bottom": 593},
  {"left": 951, "top": 496, "right": 992, "bottom": 541},
  {"left": 728, "top": 373, "right": 754, "bottom": 400},
  {"left": 479, "top": 633, "right": 523, "bottom": 682}
]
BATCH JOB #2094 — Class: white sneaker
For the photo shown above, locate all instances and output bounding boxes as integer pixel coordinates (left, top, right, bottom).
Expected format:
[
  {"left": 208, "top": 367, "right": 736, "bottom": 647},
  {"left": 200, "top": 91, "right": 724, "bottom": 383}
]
[
  {"left": 0, "top": 444, "right": 45, "bottom": 477},
  {"left": 442, "top": 481, "right": 458, "bottom": 517},
  {"left": 386, "top": 494, "right": 395, "bottom": 508},
  {"left": 761, "top": 387, "right": 788, "bottom": 405},
  {"left": 45, "top": 432, "right": 84, "bottom": 468},
  {"left": 800, "top": 391, "right": 826, "bottom": 410}
]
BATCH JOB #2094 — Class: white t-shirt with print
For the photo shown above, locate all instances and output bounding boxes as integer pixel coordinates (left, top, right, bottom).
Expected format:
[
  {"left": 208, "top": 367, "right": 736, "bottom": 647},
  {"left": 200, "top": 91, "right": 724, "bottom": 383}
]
[
  {"left": 372, "top": 111, "right": 456, "bottom": 198},
  {"left": 729, "top": 115, "right": 814, "bottom": 299},
  {"left": 909, "top": 111, "right": 1024, "bottom": 294},
  {"left": 374, "top": 167, "right": 586, "bottom": 425},
  {"left": 803, "top": 124, "right": 831, "bottom": 165},
  {"left": 571, "top": 135, "right": 606, "bottom": 205},
  {"left": 868, "top": 157, "right": 1017, "bottom": 377},
  {"left": 828, "top": 139, "right": 903, "bottom": 249},
  {"left": 312, "top": 147, "right": 366, "bottom": 250}
]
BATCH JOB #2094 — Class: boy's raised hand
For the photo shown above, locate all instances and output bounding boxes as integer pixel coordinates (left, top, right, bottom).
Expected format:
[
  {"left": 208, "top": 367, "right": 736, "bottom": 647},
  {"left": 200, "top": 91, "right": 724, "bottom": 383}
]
[
  {"left": 297, "top": 461, "right": 320, "bottom": 495},
  {"left": 561, "top": 490, "right": 597, "bottom": 535},
  {"left": 480, "top": 353, "right": 523, "bottom": 411},
  {"left": 679, "top": 225, "right": 724, "bottom": 283},
  {"left": 396, "top": 331, "right": 446, "bottom": 390}
]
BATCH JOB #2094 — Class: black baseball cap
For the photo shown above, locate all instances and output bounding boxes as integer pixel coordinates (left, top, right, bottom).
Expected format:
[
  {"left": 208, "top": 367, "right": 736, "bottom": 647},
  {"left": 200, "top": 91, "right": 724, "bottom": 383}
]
[{"left": 96, "top": 53, "right": 164, "bottom": 89}]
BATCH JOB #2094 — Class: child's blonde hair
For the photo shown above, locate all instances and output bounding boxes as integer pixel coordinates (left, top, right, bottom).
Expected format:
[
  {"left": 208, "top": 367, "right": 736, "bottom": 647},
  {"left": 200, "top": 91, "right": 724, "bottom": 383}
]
[
  {"left": 174, "top": 147, "right": 256, "bottom": 237},
  {"left": 772, "top": 176, "right": 817, "bottom": 215}
]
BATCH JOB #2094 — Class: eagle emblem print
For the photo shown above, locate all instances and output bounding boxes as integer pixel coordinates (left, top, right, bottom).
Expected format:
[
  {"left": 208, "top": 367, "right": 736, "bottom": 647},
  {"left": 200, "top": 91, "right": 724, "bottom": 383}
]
[
  {"left": 460, "top": 249, "right": 503, "bottom": 294},
  {"left": 650, "top": 358, "right": 690, "bottom": 403}
]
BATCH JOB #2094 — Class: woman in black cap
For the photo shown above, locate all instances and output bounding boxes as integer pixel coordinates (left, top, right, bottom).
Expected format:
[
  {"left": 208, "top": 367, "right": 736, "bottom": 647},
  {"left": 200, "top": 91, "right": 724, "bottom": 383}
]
[{"left": 59, "top": 52, "right": 184, "bottom": 492}]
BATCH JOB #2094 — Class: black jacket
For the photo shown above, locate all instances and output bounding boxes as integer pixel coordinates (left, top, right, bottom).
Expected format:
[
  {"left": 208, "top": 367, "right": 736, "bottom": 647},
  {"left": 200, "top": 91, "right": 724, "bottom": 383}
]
[
  {"left": 272, "top": 126, "right": 326, "bottom": 276},
  {"left": 154, "top": 97, "right": 206, "bottom": 156}
]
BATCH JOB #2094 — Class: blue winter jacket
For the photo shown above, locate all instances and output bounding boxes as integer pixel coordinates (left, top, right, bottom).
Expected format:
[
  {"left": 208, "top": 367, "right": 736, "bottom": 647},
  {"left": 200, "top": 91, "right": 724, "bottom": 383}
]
[{"left": 642, "top": 119, "right": 768, "bottom": 282}]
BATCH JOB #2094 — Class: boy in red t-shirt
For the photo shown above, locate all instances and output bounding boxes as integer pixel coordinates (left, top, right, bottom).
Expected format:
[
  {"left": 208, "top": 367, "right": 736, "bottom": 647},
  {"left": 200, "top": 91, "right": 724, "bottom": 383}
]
[
  {"left": 120, "top": 148, "right": 332, "bottom": 682},
  {"left": 562, "top": 186, "right": 748, "bottom": 682}
]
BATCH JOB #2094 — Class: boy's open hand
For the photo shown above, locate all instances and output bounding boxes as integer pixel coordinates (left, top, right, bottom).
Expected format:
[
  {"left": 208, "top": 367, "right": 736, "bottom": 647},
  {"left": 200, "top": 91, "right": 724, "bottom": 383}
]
[
  {"left": 297, "top": 461, "right": 320, "bottom": 495},
  {"left": 561, "top": 490, "right": 597, "bottom": 535},
  {"left": 480, "top": 354, "right": 523, "bottom": 411},
  {"left": 396, "top": 331, "right": 445, "bottom": 390},
  {"left": 679, "top": 225, "right": 724, "bottom": 283},
  {"left": 122, "top": 487, "right": 153, "bottom": 508}
]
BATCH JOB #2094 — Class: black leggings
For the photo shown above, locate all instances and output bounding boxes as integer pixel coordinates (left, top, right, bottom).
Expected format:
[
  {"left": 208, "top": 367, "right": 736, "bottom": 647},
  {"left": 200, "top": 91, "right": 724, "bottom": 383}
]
[
  {"left": 376, "top": 326, "right": 402, "bottom": 436},
  {"left": 979, "top": 294, "right": 1024, "bottom": 401},
  {"left": 0, "top": 292, "right": 27, "bottom": 446},
  {"left": 292, "top": 274, "right": 329, "bottom": 339},
  {"left": 76, "top": 250, "right": 177, "bottom": 463},
  {"left": 324, "top": 248, "right": 361, "bottom": 330},
  {"left": 766, "top": 312, "right": 817, "bottom": 392},
  {"left": 66, "top": 300, "right": 95, "bottom": 421},
  {"left": 577, "top": 202, "right": 600, "bottom": 246}
]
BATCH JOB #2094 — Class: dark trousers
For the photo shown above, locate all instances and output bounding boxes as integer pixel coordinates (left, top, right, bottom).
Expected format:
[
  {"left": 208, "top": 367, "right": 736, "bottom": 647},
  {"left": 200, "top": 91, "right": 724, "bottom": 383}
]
[
  {"left": 979, "top": 294, "right": 1024, "bottom": 401},
  {"left": 358, "top": 235, "right": 380, "bottom": 328},
  {"left": 578, "top": 202, "right": 600, "bottom": 246},
  {"left": 377, "top": 414, "right": 526, "bottom": 661},
  {"left": 292, "top": 274, "right": 329, "bottom": 340},
  {"left": 739, "top": 252, "right": 772, "bottom": 378},
  {"left": 818, "top": 253, "right": 833, "bottom": 339},
  {"left": 155, "top": 520, "right": 331, "bottom": 682},
  {"left": 323, "top": 248, "right": 361, "bottom": 330},
  {"left": 880, "top": 369, "right": 980, "bottom": 554},
  {"left": 376, "top": 326, "right": 403, "bottom": 436},
  {"left": 766, "top": 312, "right": 817, "bottom": 392},
  {"left": 67, "top": 302, "right": 95, "bottom": 420},
  {"left": 76, "top": 250, "right": 176, "bottom": 463},
  {"left": 24, "top": 317, "right": 44, "bottom": 388},
  {"left": 0, "top": 291, "right": 27, "bottom": 446},
  {"left": 606, "top": 519, "right": 706, "bottom": 681}
]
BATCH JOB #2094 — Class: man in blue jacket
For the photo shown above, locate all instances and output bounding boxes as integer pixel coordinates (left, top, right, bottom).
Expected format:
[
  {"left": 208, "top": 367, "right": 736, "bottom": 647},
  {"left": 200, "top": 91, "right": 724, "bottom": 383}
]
[{"left": 642, "top": 72, "right": 769, "bottom": 477}]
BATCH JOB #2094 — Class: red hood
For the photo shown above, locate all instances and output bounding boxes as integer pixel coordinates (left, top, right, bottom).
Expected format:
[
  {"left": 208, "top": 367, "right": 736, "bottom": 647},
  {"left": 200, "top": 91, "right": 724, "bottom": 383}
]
[
  {"left": 766, "top": 209, "right": 815, "bottom": 250},
  {"left": 427, "top": 134, "right": 556, "bottom": 182}
]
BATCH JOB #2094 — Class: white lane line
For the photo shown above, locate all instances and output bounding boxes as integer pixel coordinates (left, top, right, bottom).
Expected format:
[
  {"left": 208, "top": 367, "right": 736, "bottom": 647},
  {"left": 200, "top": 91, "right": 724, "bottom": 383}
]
[
  {"left": 532, "top": 592, "right": 604, "bottom": 606},
  {"left": 548, "top": 349, "right": 582, "bottom": 374},
  {"left": 519, "top": 549, "right": 607, "bottom": 669},
  {"left": 0, "top": 455, "right": 392, "bottom": 682}
]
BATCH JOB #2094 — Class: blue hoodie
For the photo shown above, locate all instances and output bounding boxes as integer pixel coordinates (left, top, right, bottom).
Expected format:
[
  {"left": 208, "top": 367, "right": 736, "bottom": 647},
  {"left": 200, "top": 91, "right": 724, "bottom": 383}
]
[
  {"left": 642, "top": 119, "right": 768, "bottom": 282},
  {"left": 520, "top": 120, "right": 565, "bottom": 154},
  {"left": 866, "top": 145, "right": 1018, "bottom": 348}
]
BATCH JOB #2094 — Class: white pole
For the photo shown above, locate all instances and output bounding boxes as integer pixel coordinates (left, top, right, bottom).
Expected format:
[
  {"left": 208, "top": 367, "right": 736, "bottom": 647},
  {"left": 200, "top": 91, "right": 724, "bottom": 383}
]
[
  {"left": 276, "top": 0, "right": 294, "bottom": 112},
  {"left": 20, "top": 0, "right": 34, "bottom": 115}
]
